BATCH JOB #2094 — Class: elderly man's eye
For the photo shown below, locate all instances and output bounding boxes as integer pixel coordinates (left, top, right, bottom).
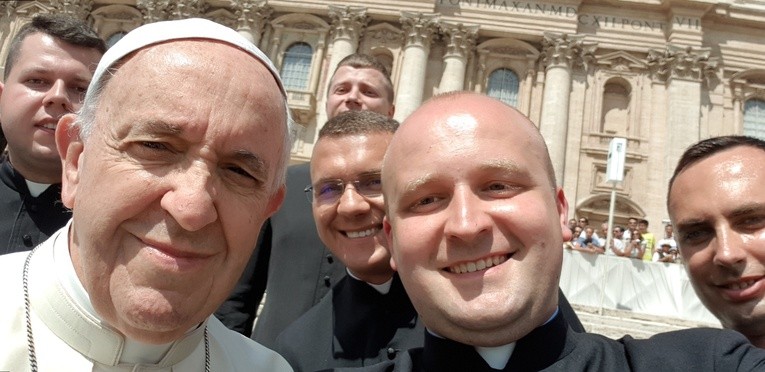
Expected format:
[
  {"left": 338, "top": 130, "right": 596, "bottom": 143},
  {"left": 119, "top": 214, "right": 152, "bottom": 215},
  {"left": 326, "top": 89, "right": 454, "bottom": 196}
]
[
  {"left": 227, "top": 166, "right": 254, "bottom": 179},
  {"left": 141, "top": 141, "right": 168, "bottom": 151}
]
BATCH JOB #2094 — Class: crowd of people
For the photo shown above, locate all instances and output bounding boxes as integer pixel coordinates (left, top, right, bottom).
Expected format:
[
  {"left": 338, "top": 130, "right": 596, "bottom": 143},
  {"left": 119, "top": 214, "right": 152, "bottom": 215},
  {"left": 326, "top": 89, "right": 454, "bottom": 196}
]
[
  {"left": 1, "top": 13, "right": 765, "bottom": 372},
  {"left": 564, "top": 216, "right": 680, "bottom": 263}
]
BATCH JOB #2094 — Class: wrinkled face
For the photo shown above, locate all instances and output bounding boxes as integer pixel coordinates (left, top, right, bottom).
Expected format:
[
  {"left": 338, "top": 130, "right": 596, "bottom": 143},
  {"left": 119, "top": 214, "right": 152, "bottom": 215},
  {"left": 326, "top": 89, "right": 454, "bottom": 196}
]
[
  {"left": 57, "top": 41, "right": 286, "bottom": 343},
  {"left": 383, "top": 96, "right": 570, "bottom": 346},
  {"left": 311, "top": 133, "right": 393, "bottom": 284},
  {"left": 325, "top": 66, "right": 394, "bottom": 119},
  {"left": 669, "top": 146, "right": 765, "bottom": 340},
  {"left": 0, "top": 32, "right": 101, "bottom": 182}
]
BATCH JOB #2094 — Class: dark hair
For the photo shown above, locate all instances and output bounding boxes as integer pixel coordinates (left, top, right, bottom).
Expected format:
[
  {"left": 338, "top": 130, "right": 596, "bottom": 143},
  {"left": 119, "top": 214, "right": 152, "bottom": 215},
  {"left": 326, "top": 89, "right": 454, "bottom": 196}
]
[
  {"left": 318, "top": 110, "right": 399, "bottom": 139},
  {"left": 329, "top": 53, "right": 394, "bottom": 102},
  {"left": 639, "top": 219, "right": 649, "bottom": 226},
  {"left": 667, "top": 136, "right": 765, "bottom": 202},
  {"left": 4, "top": 14, "right": 106, "bottom": 80}
]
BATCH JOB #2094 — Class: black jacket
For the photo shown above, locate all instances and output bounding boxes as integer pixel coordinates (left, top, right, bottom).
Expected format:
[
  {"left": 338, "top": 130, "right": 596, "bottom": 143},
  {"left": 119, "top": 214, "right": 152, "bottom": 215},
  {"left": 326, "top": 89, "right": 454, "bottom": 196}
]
[{"left": 0, "top": 159, "right": 70, "bottom": 255}]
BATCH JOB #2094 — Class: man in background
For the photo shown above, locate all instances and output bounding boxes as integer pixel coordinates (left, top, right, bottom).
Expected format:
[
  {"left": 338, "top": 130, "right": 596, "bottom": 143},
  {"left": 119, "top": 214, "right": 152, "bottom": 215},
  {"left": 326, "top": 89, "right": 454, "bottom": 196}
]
[
  {"left": 274, "top": 110, "right": 423, "bottom": 370},
  {"left": 0, "top": 14, "right": 104, "bottom": 254},
  {"left": 217, "top": 54, "right": 397, "bottom": 345}
]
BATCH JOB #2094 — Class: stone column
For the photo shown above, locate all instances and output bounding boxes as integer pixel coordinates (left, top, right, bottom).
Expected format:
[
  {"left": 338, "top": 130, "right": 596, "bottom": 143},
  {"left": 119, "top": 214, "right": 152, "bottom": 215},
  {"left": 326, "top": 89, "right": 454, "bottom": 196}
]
[
  {"left": 49, "top": 0, "right": 94, "bottom": 19},
  {"left": 539, "top": 32, "right": 596, "bottom": 185},
  {"left": 234, "top": 0, "right": 272, "bottom": 46},
  {"left": 326, "top": 5, "right": 368, "bottom": 76},
  {"left": 438, "top": 23, "right": 478, "bottom": 93},
  {"left": 647, "top": 44, "right": 719, "bottom": 181},
  {"left": 394, "top": 12, "right": 439, "bottom": 121}
]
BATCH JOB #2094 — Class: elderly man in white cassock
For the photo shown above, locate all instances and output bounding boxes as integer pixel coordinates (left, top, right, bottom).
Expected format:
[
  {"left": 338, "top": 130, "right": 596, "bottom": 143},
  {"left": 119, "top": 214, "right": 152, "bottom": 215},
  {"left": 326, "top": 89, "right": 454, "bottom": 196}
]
[{"left": 0, "top": 18, "right": 292, "bottom": 371}]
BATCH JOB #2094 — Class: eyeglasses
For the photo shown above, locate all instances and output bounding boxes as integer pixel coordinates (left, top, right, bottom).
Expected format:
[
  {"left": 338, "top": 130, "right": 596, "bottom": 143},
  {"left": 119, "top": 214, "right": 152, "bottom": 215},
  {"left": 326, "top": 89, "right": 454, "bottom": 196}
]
[{"left": 304, "top": 172, "right": 382, "bottom": 205}]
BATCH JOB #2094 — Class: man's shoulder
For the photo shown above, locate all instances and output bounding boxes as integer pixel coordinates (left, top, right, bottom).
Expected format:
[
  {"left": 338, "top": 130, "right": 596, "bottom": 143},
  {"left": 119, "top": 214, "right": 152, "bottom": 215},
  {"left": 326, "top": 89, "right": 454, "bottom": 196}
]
[
  {"left": 620, "top": 327, "right": 765, "bottom": 371},
  {"left": 207, "top": 316, "right": 293, "bottom": 371}
]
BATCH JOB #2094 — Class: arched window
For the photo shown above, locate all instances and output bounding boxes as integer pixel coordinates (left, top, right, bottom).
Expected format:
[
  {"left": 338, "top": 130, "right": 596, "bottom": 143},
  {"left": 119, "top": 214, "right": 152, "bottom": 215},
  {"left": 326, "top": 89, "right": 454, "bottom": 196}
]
[
  {"left": 600, "top": 80, "right": 631, "bottom": 135},
  {"left": 486, "top": 68, "right": 519, "bottom": 107},
  {"left": 106, "top": 32, "right": 127, "bottom": 49},
  {"left": 280, "top": 42, "right": 313, "bottom": 90},
  {"left": 744, "top": 99, "right": 765, "bottom": 140}
]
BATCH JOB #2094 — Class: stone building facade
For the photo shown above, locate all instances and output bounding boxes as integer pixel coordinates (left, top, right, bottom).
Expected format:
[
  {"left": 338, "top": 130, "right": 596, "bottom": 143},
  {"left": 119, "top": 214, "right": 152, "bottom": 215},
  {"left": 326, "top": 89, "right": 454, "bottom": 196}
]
[{"left": 2, "top": 0, "right": 765, "bottom": 235}]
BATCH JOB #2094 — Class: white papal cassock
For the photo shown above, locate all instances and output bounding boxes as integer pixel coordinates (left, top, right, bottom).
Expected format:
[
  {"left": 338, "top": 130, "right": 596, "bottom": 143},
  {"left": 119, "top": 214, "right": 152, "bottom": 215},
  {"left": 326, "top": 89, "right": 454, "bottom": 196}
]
[{"left": 0, "top": 222, "right": 293, "bottom": 371}]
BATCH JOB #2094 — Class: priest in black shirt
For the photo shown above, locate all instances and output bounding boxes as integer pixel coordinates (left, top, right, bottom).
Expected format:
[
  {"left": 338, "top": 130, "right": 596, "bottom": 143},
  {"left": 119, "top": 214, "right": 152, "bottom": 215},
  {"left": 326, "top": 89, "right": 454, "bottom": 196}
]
[{"left": 0, "top": 14, "right": 104, "bottom": 254}]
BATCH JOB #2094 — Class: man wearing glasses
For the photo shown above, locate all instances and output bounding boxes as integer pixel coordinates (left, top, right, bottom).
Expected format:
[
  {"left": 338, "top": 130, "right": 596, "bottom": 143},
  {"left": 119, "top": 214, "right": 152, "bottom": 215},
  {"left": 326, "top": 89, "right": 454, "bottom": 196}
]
[{"left": 271, "top": 110, "right": 424, "bottom": 370}]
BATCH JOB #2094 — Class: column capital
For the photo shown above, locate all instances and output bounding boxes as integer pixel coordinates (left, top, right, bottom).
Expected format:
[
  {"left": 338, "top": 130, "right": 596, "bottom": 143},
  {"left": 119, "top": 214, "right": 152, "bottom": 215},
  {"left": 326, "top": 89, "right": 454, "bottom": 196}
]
[
  {"left": 49, "top": 0, "right": 94, "bottom": 19},
  {"left": 540, "top": 32, "right": 597, "bottom": 71},
  {"left": 647, "top": 44, "right": 720, "bottom": 84},
  {"left": 441, "top": 23, "right": 478, "bottom": 59},
  {"left": 136, "top": 0, "right": 170, "bottom": 23},
  {"left": 167, "top": 0, "right": 207, "bottom": 20},
  {"left": 234, "top": 0, "right": 272, "bottom": 34},
  {"left": 329, "top": 5, "right": 368, "bottom": 43},
  {"left": 400, "top": 11, "right": 439, "bottom": 50}
]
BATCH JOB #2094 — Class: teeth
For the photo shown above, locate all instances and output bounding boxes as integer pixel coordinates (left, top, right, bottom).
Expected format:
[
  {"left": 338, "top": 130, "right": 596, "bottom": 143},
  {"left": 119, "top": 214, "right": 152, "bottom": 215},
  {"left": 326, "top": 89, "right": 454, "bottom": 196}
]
[
  {"left": 346, "top": 228, "right": 378, "bottom": 239},
  {"left": 727, "top": 280, "right": 756, "bottom": 290},
  {"left": 449, "top": 255, "right": 508, "bottom": 274},
  {"left": 43, "top": 123, "right": 57, "bottom": 130}
]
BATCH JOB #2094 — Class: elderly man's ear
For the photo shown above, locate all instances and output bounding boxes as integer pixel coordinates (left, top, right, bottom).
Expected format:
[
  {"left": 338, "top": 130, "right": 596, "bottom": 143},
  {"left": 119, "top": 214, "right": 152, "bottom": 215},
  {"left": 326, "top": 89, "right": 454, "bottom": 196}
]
[{"left": 55, "top": 113, "right": 84, "bottom": 210}]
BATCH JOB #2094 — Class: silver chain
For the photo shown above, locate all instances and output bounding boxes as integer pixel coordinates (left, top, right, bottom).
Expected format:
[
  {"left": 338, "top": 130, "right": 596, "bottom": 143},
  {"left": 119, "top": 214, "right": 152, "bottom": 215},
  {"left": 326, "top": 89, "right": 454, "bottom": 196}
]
[
  {"left": 23, "top": 246, "right": 38, "bottom": 372},
  {"left": 22, "top": 247, "right": 210, "bottom": 371}
]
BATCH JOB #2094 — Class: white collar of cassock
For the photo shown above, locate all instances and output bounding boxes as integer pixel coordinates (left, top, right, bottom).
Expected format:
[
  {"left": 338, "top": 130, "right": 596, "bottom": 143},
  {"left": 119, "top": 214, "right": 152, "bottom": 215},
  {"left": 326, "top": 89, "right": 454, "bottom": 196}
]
[
  {"left": 24, "top": 179, "right": 50, "bottom": 198},
  {"left": 346, "top": 268, "right": 393, "bottom": 294},
  {"left": 30, "top": 221, "right": 206, "bottom": 367},
  {"left": 427, "top": 307, "right": 560, "bottom": 370}
]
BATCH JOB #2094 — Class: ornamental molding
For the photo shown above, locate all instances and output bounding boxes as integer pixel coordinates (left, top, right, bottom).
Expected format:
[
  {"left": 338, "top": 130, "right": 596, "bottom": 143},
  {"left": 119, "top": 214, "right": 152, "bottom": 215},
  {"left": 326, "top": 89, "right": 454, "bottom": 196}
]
[
  {"left": 365, "top": 23, "right": 403, "bottom": 46},
  {"left": 596, "top": 50, "right": 648, "bottom": 73}
]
